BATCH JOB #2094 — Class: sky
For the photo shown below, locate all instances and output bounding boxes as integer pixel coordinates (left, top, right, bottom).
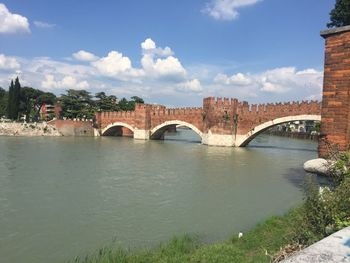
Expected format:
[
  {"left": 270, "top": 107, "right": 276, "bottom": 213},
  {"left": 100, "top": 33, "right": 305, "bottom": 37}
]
[{"left": 0, "top": 0, "right": 335, "bottom": 107}]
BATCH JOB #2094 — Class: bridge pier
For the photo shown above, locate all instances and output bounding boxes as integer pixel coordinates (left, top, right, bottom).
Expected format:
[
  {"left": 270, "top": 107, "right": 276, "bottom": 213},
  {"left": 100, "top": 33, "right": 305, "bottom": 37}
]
[
  {"left": 201, "top": 132, "right": 235, "bottom": 147},
  {"left": 133, "top": 129, "right": 150, "bottom": 140}
]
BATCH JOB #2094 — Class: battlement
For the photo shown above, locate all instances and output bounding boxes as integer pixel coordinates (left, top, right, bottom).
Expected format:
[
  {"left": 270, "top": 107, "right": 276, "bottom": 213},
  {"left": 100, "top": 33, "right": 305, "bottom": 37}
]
[
  {"left": 238, "top": 100, "right": 321, "bottom": 115},
  {"left": 203, "top": 96, "right": 321, "bottom": 116},
  {"left": 98, "top": 111, "right": 136, "bottom": 118},
  {"left": 203, "top": 97, "right": 238, "bottom": 108},
  {"left": 151, "top": 107, "right": 202, "bottom": 116}
]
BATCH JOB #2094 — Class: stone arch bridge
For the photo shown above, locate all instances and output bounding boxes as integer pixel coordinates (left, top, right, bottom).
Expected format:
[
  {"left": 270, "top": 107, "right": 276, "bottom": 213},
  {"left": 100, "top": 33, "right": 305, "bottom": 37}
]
[{"left": 95, "top": 97, "right": 321, "bottom": 147}]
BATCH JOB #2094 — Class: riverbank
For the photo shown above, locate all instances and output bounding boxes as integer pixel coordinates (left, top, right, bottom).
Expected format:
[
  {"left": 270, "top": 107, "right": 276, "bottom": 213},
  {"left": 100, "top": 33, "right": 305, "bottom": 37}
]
[
  {"left": 0, "top": 122, "right": 61, "bottom": 136},
  {"left": 70, "top": 202, "right": 349, "bottom": 263},
  {"left": 70, "top": 170, "right": 350, "bottom": 263},
  {"left": 69, "top": 209, "right": 300, "bottom": 262}
]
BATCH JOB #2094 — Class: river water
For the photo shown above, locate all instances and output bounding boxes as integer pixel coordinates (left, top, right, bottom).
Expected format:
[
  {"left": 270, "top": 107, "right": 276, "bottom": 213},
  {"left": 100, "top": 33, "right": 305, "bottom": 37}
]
[{"left": 0, "top": 130, "right": 318, "bottom": 263}]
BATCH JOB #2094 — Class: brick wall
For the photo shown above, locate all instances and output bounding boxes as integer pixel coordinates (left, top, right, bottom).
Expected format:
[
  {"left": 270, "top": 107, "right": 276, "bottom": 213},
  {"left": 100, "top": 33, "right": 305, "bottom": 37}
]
[
  {"left": 50, "top": 119, "right": 94, "bottom": 136},
  {"left": 319, "top": 26, "right": 350, "bottom": 157},
  {"left": 203, "top": 97, "right": 320, "bottom": 135}
]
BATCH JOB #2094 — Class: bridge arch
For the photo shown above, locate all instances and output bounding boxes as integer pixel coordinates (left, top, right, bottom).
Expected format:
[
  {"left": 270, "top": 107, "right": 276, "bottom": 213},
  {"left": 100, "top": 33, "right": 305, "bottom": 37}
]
[
  {"left": 235, "top": 114, "right": 321, "bottom": 147},
  {"left": 150, "top": 120, "right": 203, "bottom": 140},
  {"left": 101, "top": 122, "right": 135, "bottom": 136}
]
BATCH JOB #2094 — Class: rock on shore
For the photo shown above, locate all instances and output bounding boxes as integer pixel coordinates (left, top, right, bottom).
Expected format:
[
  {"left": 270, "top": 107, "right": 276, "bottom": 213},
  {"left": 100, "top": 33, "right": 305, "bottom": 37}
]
[
  {"left": 0, "top": 122, "right": 62, "bottom": 136},
  {"left": 303, "top": 158, "right": 330, "bottom": 175}
]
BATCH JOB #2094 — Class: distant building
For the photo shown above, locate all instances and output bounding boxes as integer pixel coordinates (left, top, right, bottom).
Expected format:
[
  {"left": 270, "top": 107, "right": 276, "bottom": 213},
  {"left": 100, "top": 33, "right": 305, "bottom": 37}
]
[{"left": 40, "top": 104, "right": 61, "bottom": 120}]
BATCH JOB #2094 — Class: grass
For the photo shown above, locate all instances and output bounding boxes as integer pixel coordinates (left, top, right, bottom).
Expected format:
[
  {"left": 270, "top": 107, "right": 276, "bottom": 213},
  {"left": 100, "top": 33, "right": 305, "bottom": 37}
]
[{"left": 69, "top": 208, "right": 301, "bottom": 263}]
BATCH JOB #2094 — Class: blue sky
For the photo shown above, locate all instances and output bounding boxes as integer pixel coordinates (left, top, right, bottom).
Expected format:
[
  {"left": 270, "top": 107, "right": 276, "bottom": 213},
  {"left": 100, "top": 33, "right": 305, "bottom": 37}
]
[{"left": 0, "top": 0, "right": 334, "bottom": 106}]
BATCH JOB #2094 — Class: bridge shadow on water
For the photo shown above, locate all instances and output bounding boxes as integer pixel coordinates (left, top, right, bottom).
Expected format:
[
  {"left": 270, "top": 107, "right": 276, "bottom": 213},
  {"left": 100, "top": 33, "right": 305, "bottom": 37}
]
[{"left": 161, "top": 137, "right": 201, "bottom": 144}]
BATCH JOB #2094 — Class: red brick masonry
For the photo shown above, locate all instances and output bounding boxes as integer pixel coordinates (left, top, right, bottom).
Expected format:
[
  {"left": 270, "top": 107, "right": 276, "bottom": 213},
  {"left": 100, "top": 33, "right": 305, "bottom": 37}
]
[
  {"left": 320, "top": 26, "right": 350, "bottom": 157},
  {"left": 95, "top": 97, "right": 321, "bottom": 142}
]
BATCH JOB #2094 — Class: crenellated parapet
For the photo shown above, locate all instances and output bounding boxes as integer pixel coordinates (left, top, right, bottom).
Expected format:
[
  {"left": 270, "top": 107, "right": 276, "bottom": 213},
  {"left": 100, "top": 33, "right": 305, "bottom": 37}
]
[
  {"left": 150, "top": 107, "right": 202, "bottom": 116},
  {"left": 94, "top": 97, "right": 321, "bottom": 147}
]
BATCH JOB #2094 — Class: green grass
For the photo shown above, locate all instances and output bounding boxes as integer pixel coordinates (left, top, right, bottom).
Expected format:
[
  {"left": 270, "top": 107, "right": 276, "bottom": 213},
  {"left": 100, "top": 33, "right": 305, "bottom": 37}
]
[{"left": 69, "top": 209, "right": 300, "bottom": 263}]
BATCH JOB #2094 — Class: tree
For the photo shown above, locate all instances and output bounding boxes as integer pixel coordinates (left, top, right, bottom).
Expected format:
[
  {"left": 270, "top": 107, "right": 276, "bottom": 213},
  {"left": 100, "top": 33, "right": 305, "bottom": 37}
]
[
  {"left": 19, "top": 87, "right": 56, "bottom": 121},
  {"left": 12, "top": 77, "right": 21, "bottom": 120},
  {"left": 128, "top": 96, "right": 144, "bottom": 110},
  {"left": 0, "top": 87, "right": 8, "bottom": 117},
  {"left": 328, "top": 0, "right": 350, "bottom": 28},
  {"left": 95, "top": 92, "right": 119, "bottom": 111},
  {"left": 131, "top": 96, "right": 144, "bottom": 104},
  {"left": 60, "top": 89, "right": 94, "bottom": 119},
  {"left": 20, "top": 87, "right": 41, "bottom": 122},
  {"left": 7, "top": 80, "right": 14, "bottom": 119},
  {"left": 118, "top": 97, "right": 131, "bottom": 111},
  {"left": 117, "top": 96, "right": 144, "bottom": 111}
]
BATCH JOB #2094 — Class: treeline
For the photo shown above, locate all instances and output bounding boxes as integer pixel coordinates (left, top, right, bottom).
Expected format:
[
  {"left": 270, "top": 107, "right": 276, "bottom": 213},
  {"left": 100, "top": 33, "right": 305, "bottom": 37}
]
[
  {"left": 0, "top": 77, "right": 56, "bottom": 122},
  {"left": 0, "top": 78, "right": 144, "bottom": 121},
  {"left": 59, "top": 89, "right": 144, "bottom": 119}
]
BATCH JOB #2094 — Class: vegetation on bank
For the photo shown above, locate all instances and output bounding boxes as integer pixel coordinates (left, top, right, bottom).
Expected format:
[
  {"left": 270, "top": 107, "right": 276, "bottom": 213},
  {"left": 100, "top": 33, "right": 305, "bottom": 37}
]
[
  {"left": 69, "top": 149, "right": 350, "bottom": 263},
  {"left": 0, "top": 78, "right": 144, "bottom": 121}
]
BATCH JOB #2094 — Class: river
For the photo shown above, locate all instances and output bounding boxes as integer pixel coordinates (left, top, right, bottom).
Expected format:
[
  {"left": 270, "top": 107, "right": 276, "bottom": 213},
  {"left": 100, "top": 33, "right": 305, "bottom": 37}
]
[{"left": 0, "top": 130, "right": 318, "bottom": 263}]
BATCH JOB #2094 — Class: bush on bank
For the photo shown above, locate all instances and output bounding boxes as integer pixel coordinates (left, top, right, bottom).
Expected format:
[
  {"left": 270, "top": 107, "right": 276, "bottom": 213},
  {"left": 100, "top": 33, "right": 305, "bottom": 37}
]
[{"left": 69, "top": 152, "right": 350, "bottom": 263}]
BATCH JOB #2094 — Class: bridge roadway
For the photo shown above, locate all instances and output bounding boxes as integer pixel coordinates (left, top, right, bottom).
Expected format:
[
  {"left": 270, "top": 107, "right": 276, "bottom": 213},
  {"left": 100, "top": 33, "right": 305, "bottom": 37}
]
[{"left": 95, "top": 97, "right": 321, "bottom": 147}]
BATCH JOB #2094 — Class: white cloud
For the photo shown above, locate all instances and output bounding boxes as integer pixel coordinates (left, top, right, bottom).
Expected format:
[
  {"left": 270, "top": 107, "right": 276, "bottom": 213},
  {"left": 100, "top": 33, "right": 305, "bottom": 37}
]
[
  {"left": 141, "top": 38, "right": 173, "bottom": 57},
  {"left": 41, "top": 74, "right": 89, "bottom": 90},
  {"left": 140, "top": 38, "right": 185, "bottom": 80},
  {"left": 210, "top": 66, "right": 323, "bottom": 103},
  {"left": 0, "top": 3, "right": 30, "bottom": 34},
  {"left": 92, "top": 51, "right": 131, "bottom": 75},
  {"left": 214, "top": 67, "right": 322, "bottom": 95},
  {"left": 176, "top": 79, "right": 202, "bottom": 93},
  {"left": 92, "top": 51, "right": 143, "bottom": 80},
  {"left": 214, "top": 72, "right": 251, "bottom": 85},
  {"left": 203, "top": 0, "right": 261, "bottom": 21},
  {"left": 33, "top": 21, "right": 56, "bottom": 29},
  {"left": 73, "top": 50, "right": 99, "bottom": 62},
  {"left": 142, "top": 55, "right": 186, "bottom": 79},
  {"left": 260, "top": 80, "right": 284, "bottom": 93},
  {"left": 0, "top": 54, "right": 21, "bottom": 70},
  {"left": 141, "top": 38, "right": 156, "bottom": 50}
]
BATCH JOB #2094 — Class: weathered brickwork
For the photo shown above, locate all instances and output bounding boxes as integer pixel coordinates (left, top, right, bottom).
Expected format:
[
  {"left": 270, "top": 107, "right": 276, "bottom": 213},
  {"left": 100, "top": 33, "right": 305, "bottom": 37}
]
[
  {"left": 50, "top": 119, "right": 94, "bottom": 136},
  {"left": 203, "top": 97, "right": 320, "bottom": 136},
  {"left": 319, "top": 26, "right": 350, "bottom": 157},
  {"left": 95, "top": 97, "right": 321, "bottom": 146}
]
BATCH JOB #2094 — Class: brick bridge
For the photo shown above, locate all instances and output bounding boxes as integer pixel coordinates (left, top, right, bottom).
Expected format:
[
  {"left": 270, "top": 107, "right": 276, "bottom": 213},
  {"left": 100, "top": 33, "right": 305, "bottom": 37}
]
[{"left": 95, "top": 97, "right": 321, "bottom": 147}]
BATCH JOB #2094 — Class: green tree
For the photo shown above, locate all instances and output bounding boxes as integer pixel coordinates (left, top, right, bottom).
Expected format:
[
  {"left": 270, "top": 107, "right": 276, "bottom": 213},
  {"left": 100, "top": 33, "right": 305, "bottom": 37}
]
[
  {"left": 118, "top": 97, "right": 131, "bottom": 111},
  {"left": 7, "top": 80, "right": 14, "bottom": 119},
  {"left": 128, "top": 96, "right": 144, "bottom": 110},
  {"left": 328, "top": 0, "right": 350, "bottom": 28},
  {"left": 12, "top": 77, "right": 21, "bottom": 120},
  {"left": 95, "top": 92, "right": 119, "bottom": 111},
  {"left": 118, "top": 96, "right": 144, "bottom": 111},
  {"left": 60, "top": 89, "right": 94, "bottom": 119},
  {"left": 0, "top": 87, "right": 8, "bottom": 117},
  {"left": 20, "top": 87, "right": 40, "bottom": 122},
  {"left": 19, "top": 87, "right": 56, "bottom": 121}
]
